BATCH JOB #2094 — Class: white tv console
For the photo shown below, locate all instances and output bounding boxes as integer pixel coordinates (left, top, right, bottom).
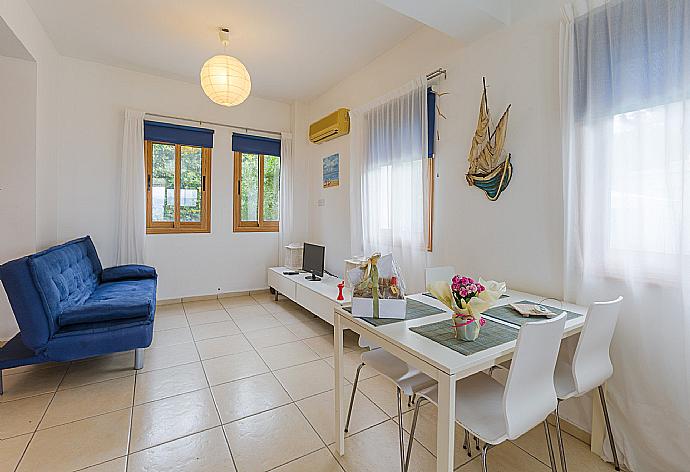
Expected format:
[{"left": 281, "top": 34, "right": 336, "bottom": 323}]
[{"left": 267, "top": 267, "right": 351, "bottom": 325}]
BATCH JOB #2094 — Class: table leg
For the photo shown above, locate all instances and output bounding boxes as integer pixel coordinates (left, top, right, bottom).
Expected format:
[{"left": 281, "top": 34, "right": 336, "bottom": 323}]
[
  {"left": 436, "top": 373, "right": 456, "bottom": 472},
  {"left": 334, "top": 313, "right": 346, "bottom": 456}
]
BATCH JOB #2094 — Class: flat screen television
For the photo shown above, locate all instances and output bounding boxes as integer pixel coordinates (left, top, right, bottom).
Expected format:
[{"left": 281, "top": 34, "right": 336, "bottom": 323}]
[{"left": 302, "top": 243, "right": 325, "bottom": 281}]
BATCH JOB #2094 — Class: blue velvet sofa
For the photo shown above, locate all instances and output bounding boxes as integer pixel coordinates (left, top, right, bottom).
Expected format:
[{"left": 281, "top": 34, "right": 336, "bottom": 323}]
[{"left": 0, "top": 236, "right": 157, "bottom": 393}]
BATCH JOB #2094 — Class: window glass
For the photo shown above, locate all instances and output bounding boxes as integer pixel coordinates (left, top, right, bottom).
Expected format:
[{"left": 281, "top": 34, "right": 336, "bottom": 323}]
[
  {"left": 151, "top": 143, "right": 175, "bottom": 222},
  {"left": 263, "top": 154, "right": 280, "bottom": 221},
  {"left": 240, "top": 153, "right": 259, "bottom": 222},
  {"left": 180, "top": 146, "right": 203, "bottom": 223}
]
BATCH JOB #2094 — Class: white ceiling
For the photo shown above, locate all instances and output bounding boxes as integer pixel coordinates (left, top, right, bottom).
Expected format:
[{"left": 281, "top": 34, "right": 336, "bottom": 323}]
[{"left": 25, "top": 0, "right": 422, "bottom": 102}]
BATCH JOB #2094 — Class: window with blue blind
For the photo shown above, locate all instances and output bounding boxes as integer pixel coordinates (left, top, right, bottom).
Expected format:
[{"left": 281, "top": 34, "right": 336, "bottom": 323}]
[
  {"left": 144, "top": 121, "right": 213, "bottom": 234},
  {"left": 428, "top": 87, "right": 436, "bottom": 158},
  {"left": 232, "top": 133, "right": 281, "bottom": 232}
]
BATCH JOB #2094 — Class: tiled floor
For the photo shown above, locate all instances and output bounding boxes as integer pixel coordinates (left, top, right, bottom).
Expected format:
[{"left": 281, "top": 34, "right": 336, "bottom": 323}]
[{"left": 0, "top": 293, "right": 616, "bottom": 472}]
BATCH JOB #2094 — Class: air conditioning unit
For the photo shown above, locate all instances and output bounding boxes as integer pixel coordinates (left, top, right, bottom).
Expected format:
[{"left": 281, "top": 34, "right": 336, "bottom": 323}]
[{"left": 309, "top": 108, "right": 350, "bottom": 144}]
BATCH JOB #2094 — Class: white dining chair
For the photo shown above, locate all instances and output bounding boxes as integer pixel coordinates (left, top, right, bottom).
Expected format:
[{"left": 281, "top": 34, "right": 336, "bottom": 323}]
[
  {"left": 553, "top": 297, "right": 623, "bottom": 472},
  {"left": 345, "top": 347, "right": 436, "bottom": 471},
  {"left": 406, "top": 314, "right": 567, "bottom": 472},
  {"left": 424, "top": 266, "right": 456, "bottom": 288}
]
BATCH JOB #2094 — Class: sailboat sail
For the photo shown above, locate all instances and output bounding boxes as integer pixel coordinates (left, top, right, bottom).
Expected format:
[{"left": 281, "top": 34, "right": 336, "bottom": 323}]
[{"left": 466, "top": 78, "right": 513, "bottom": 201}]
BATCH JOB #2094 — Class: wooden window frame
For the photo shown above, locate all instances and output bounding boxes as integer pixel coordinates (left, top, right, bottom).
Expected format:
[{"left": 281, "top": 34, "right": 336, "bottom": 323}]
[
  {"left": 145, "top": 140, "right": 211, "bottom": 234},
  {"left": 233, "top": 151, "right": 279, "bottom": 233}
]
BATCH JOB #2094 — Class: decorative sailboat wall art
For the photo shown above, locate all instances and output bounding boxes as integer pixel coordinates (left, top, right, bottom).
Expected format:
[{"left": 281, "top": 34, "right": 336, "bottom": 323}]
[{"left": 466, "top": 78, "right": 513, "bottom": 201}]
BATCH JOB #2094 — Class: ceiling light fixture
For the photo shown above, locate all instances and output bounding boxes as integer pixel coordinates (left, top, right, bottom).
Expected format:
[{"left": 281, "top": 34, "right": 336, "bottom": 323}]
[{"left": 200, "top": 27, "right": 251, "bottom": 107}]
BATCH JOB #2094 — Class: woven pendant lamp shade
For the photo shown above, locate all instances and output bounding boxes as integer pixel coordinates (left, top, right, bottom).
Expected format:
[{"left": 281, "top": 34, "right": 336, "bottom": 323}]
[{"left": 200, "top": 54, "right": 251, "bottom": 107}]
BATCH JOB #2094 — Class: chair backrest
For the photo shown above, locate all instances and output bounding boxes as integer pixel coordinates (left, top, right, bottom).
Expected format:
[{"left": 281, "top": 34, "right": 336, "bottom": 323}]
[
  {"left": 424, "top": 266, "right": 456, "bottom": 288},
  {"left": 571, "top": 297, "right": 623, "bottom": 394},
  {"left": 503, "top": 313, "right": 566, "bottom": 440}
]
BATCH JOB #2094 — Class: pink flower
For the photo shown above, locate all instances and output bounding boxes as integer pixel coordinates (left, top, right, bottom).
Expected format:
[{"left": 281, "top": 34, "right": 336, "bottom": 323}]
[
  {"left": 452, "top": 275, "right": 461, "bottom": 285},
  {"left": 460, "top": 288, "right": 468, "bottom": 297},
  {"left": 478, "top": 284, "right": 485, "bottom": 292},
  {"left": 460, "top": 277, "right": 469, "bottom": 285},
  {"left": 468, "top": 277, "right": 475, "bottom": 284},
  {"left": 469, "top": 284, "right": 477, "bottom": 293}
]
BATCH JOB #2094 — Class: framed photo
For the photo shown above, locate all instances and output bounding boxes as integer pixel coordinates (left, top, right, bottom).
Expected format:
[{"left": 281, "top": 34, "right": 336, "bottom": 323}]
[{"left": 323, "top": 153, "right": 340, "bottom": 188}]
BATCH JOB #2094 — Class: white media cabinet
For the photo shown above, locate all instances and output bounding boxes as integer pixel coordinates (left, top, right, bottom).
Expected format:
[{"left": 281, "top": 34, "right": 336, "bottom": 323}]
[{"left": 267, "top": 267, "right": 351, "bottom": 325}]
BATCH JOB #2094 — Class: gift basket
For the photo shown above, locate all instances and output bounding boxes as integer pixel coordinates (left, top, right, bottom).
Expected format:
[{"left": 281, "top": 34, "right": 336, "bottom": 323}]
[{"left": 348, "top": 253, "right": 407, "bottom": 319}]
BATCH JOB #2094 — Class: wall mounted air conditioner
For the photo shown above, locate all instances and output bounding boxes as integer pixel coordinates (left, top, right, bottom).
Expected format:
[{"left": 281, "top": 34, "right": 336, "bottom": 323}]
[{"left": 309, "top": 108, "right": 350, "bottom": 144}]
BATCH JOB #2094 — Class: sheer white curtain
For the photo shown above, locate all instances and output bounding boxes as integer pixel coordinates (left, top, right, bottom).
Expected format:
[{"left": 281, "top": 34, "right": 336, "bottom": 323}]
[
  {"left": 116, "top": 109, "right": 146, "bottom": 265},
  {"left": 350, "top": 77, "right": 429, "bottom": 292},
  {"left": 561, "top": 1, "right": 690, "bottom": 470},
  {"left": 279, "top": 132, "right": 294, "bottom": 265}
]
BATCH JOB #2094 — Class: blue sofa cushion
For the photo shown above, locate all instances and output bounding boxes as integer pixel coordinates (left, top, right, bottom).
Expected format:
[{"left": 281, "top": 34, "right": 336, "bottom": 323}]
[
  {"left": 58, "top": 301, "right": 150, "bottom": 327},
  {"left": 101, "top": 265, "right": 157, "bottom": 282},
  {"left": 28, "top": 236, "right": 102, "bottom": 329}
]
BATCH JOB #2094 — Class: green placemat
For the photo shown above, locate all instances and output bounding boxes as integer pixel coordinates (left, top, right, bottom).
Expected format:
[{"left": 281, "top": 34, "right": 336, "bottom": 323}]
[
  {"left": 483, "top": 301, "right": 582, "bottom": 327},
  {"left": 409, "top": 318, "right": 518, "bottom": 356},
  {"left": 344, "top": 299, "right": 445, "bottom": 326}
]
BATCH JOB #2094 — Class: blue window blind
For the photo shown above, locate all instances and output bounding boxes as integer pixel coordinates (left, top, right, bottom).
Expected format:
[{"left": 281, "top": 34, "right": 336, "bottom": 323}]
[
  {"left": 232, "top": 133, "right": 281, "bottom": 156},
  {"left": 428, "top": 87, "right": 436, "bottom": 158},
  {"left": 144, "top": 121, "right": 214, "bottom": 148}
]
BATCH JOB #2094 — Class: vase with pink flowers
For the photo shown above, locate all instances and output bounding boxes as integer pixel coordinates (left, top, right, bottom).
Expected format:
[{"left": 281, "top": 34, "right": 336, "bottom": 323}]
[{"left": 428, "top": 276, "right": 506, "bottom": 342}]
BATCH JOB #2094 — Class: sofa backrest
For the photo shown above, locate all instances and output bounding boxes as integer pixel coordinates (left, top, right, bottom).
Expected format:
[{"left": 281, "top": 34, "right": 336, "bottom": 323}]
[{"left": 0, "top": 236, "right": 102, "bottom": 349}]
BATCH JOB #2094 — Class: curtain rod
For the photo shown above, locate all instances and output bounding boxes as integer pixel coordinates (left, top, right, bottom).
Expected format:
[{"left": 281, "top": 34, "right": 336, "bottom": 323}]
[
  {"left": 144, "top": 112, "right": 283, "bottom": 137},
  {"left": 426, "top": 68, "right": 447, "bottom": 81}
]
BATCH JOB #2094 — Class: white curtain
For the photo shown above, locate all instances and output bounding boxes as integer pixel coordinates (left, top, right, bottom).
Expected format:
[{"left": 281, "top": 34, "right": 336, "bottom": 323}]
[
  {"left": 561, "top": 1, "right": 690, "bottom": 470},
  {"left": 116, "top": 109, "right": 146, "bottom": 265},
  {"left": 279, "top": 131, "right": 294, "bottom": 265},
  {"left": 350, "top": 77, "right": 429, "bottom": 293}
]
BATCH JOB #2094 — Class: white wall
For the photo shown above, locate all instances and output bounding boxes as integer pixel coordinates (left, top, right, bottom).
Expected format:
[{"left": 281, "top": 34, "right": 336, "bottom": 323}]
[
  {"left": 54, "top": 57, "right": 292, "bottom": 300},
  {"left": 304, "top": 6, "right": 564, "bottom": 299},
  {"left": 0, "top": 55, "right": 37, "bottom": 337}
]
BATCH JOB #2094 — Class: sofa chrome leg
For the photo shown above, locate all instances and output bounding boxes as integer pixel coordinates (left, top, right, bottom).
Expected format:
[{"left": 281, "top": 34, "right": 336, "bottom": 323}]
[{"left": 134, "top": 348, "right": 144, "bottom": 370}]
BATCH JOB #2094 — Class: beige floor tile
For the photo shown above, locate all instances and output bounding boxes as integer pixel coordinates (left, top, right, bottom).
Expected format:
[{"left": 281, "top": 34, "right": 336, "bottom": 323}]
[
  {"left": 202, "top": 350, "right": 269, "bottom": 386},
  {"left": 272, "top": 448, "right": 344, "bottom": 472},
  {"left": 456, "top": 441, "right": 551, "bottom": 471},
  {"left": 272, "top": 308, "right": 315, "bottom": 325},
  {"left": 261, "top": 299, "right": 304, "bottom": 313},
  {"left": 154, "top": 313, "right": 189, "bottom": 331},
  {"left": 139, "top": 342, "right": 199, "bottom": 373},
  {"left": 356, "top": 375, "right": 414, "bottom": 417},
  {"left": 212, "top": 372, "right": 292, "bottom": 423},
  {"left": 81, "top": 456, "right": 127, "bottom": 471},
  {"left": 258, "top": 340, "right": 320, "bottom": 371},
  {"left": 130, "top": 388, "right": 220, "bottom": 452},
  {"left": 274, "top": 359, "right": 336, "bottom": 401},
  {"left": 251, "top": 292, "right": 275, "bottom": 303},
  {"left": 60, "top": 352, "right": 135, "bottom": 390},
  {"left": 0, "top": 394, "right": 52, "bottom": 439},
  {"left": 40, "top": 376, "right": 134, "bottom": 429},
  {"left": 220, "top": 295, "right": 258, "bottom": 308},
  {"left": 304, "top": 334, "right": 356, "bottom": 358},
  {"left": 185, "top": 309, "right": 232, "bottom": 326},
  {"left": 134, "top": 362, "right": 208, "bottom": 405},
  {"left": 324, "top": 352, "right": 378, "bottom": 383},
  {"left": 150, "top": 326, "right": 193, "bottom": 348},
  {"left": 224, "top": 403, "right": 323, "bottom": 472},
  {"left": 285, "top": 319, "right": 332, "bottom": 339},
  {"left": 183, "top": 299, "right": 223, "bottom": 314},
  {"left": 195, "top": 333, "right": 253, "bottom": 360},
  {"left": 0, "top": 365, "right": 67, "bottom": 402},
  {"left": 3, "top": 361, "right": 63, "bottom": 376},
  {"left": 243, "top": 326, "right": 299, "bottom": 349},
  {"left": 398, "top": 402, "right": 472, "bottom": 469},
  {"left": 233, "top": 313, "right": 283, "bottom": 332},
  {"left": 512, "top": 422, "right": 609, "bottom": 471},
  {"left": 127, "top": 427, "right": 235, "bottom": 472},
  {"left": 297, "top": 385, "right": 388, "bottom": 445},
  {"left": 190, "top": 320, "right": 240, "bottom": 341},
  {"left": 328, "top": 420, "right": 437, "bottom": 472},
  {"left": 226, "top": 304, "right": 270, "bottom": 317},
  {"left": 17, "top": 409, "right": 131, "bottom": 472},
  {"left": 0, "top": 434, "right": 31, "bottom": 472},
  {"left": 155, "top": 304, "right": 185, "bottom": 316}
]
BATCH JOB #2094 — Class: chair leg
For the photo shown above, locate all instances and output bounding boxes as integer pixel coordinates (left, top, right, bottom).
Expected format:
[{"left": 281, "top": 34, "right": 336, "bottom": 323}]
[
  {"left": 396, "top": 387, "right": 406, "bottom": 472},
  {"left": 543, "top": 420, "right": 558, "bottom": 472},
  {"left": 598, "top": 385, "right": 621, "bottom": 471},
  {"left": 555, "top": 401, "right": 568, "bottom": 472},
  {"left": 475, "top": 435, "right": 481, "bottom": 450},
  {"left": 481, "top": 443, "right": 491, "bottom": 472},
  {"left": 344, "top": 362, "right": 364, "bottom": 433},
  {"left": 134, "top": 348, "right": 144, "bottom": 370},
  {"left": 465, "top": 430, "right": 472, "bottom": 457},
  {"left": 405, "top": 397, "right": 426, "bottom": 472}
]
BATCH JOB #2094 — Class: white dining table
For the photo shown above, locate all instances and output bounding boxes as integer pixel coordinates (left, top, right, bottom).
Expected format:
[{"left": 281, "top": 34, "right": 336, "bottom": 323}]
[{"left": 333, "top": 289, "right": 588, "bottom": 472}]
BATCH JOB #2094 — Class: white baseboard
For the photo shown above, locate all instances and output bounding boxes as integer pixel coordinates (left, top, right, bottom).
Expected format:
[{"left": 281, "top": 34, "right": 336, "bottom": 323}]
[{"left": 157, "top": 287, "right": 271, "bottom": 305}]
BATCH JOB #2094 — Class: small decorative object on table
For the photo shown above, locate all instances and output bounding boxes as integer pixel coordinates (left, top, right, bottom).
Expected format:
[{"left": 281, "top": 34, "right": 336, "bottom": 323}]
[
  {"left": 337, "top": 281, "right": 345, "bottom": 301},
  {"left": 428, "top": 275, "right": 506, "bottom": 341},
  {"left": 349, "top": 253, "right": 406, "bottom": 319},
  {"left": 510, "top": 303, "right": 557, "bottom": 318}
]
